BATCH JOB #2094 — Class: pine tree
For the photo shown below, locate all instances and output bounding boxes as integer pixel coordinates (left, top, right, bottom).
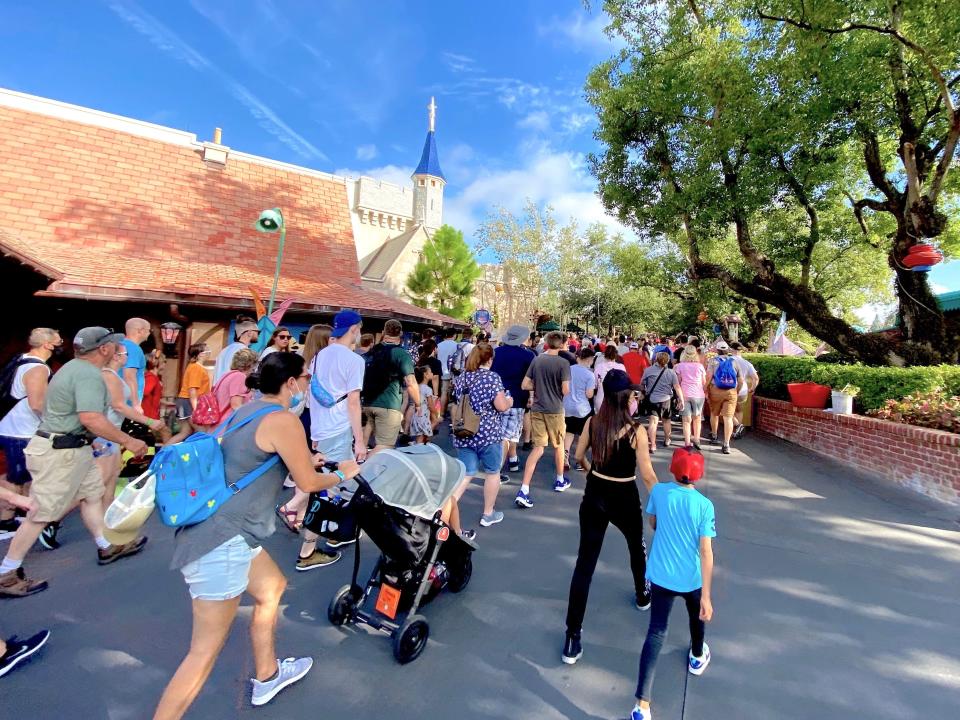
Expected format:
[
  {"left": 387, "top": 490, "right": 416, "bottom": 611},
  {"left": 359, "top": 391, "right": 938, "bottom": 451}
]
[{"left": 406, "top": 225, "right": 480, "bottom": 320}]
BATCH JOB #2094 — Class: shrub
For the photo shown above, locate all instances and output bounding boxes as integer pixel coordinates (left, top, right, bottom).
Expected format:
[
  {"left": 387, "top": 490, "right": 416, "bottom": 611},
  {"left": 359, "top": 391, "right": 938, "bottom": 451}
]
[
  {"left": 867, "top": 389, "right": 960, "bottom": 433},
  {"left": 744, "top": 354, "right": 960, "bottom": 412}
]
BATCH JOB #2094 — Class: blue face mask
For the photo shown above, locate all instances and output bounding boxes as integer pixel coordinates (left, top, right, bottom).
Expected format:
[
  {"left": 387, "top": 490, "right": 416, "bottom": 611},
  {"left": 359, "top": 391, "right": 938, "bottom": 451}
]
[{"left": 290, "top": 391, "right": 305, "bottom": 408}]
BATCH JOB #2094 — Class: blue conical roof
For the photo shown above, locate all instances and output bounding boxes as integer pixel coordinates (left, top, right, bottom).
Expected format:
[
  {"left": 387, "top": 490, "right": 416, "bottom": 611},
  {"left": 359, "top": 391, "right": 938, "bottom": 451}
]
[{"left": 413, "top": 130, "right": 444, "bottom": 181}]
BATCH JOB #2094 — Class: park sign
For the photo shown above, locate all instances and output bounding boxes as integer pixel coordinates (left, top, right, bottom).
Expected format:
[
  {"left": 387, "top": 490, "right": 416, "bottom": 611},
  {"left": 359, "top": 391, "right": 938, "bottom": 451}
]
[{"left": 473, "top": 308, "right": 491, "bottom": 326}]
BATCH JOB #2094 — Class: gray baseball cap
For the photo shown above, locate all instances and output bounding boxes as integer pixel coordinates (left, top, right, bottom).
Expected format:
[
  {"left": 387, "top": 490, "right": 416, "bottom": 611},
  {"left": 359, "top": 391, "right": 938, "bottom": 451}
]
[{"left": 73, "top": 327, "right": 125, "bottom": 353}]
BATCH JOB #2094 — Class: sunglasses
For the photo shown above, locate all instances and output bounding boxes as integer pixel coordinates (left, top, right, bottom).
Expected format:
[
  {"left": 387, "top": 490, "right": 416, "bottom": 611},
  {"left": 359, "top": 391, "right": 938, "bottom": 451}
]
[{"left": 277, "top": 334, "right": 291, "bottom": 340}]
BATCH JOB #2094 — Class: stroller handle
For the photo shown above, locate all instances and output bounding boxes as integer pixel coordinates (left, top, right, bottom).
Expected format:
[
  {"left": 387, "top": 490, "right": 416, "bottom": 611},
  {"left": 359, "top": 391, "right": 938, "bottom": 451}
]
[{"left": 319, "top": 461, "right": 374, "bottom": 497}]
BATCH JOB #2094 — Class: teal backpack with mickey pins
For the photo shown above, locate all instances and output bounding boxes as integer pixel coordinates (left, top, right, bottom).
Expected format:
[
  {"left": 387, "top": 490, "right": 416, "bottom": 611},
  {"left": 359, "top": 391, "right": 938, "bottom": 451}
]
[{"left": 153, "top": 405, "right": 282, "bottom": 527}]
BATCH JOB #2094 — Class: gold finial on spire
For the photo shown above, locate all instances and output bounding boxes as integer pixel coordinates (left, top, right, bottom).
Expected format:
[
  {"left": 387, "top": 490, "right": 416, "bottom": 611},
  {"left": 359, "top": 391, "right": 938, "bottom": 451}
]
[{"left": 428, "top": 97, "right": 437, "bottom": 132}]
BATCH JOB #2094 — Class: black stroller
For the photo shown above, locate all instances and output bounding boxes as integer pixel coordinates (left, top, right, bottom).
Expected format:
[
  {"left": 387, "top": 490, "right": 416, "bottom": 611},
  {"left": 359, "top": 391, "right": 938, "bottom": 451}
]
[{"left": 307, "top": 445, "right": 474, "bottom": 664}]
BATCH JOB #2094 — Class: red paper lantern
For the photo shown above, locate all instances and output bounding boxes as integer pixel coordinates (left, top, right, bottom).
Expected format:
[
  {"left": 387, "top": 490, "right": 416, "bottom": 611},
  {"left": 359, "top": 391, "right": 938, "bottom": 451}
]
[{"left": 902, "top": 243, "right": 943, "bottom": 272}]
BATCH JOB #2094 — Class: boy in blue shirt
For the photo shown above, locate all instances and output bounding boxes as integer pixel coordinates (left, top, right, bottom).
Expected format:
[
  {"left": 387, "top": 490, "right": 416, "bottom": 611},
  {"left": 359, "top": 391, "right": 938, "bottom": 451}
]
[{"left": 630, "top": 447, "right": 716, "bottom": 720}]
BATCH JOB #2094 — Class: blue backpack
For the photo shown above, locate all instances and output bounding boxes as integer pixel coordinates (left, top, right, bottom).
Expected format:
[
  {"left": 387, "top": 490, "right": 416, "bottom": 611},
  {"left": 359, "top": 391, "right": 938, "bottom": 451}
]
[
  {"left": 154, "top": 405, "right": 282, "bottom": 528},
  {"left": 712, "top": 357, "right": 738, "bottom": 390}
]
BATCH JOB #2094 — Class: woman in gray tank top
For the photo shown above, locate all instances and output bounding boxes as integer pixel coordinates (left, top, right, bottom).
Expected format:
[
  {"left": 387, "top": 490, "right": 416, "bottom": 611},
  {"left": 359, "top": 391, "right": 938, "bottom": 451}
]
[{"left": 154, "top": 353, "right": 359, "bottom": 719}]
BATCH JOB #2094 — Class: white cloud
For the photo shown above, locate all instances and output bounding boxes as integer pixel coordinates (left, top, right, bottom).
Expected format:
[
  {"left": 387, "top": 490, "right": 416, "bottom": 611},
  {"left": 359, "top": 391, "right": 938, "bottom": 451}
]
[
  {"left": 930, "top": 282, "right": 948, "bottom": 294},
  {"left": 562, "top": 112, "right": 594, "bottom": 134},
  {"left": 109, "top": 0, "right": 325, "bottom": 160},
  {"left": 517, "top": 111, "right": 551, "bottom": 132},
  {"left": 442, "top": 51, "right": 479, "bottom": 74},
  {"left": 537, "top": 10, "right": 623, "bottom": 53},
  {"left": 334, "top": 164, "right": 414, "bottom": 188},
  {"left": 355, "top": 144, "right": 378, "bottom": 161}
]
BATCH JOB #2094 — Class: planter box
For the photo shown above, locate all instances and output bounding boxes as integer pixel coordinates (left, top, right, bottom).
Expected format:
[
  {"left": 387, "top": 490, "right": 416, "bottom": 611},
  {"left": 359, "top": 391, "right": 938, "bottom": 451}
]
[
  {"left": 787, "top": 382, "right": 831, "bottom": 409},
  {"left": 754, "top": 397, "right": 960, "bottom": 506}
]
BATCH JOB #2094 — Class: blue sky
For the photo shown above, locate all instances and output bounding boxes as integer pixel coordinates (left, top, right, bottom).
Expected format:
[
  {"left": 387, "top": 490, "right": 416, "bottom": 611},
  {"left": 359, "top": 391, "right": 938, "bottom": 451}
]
[{"left": 0, "top": 0, "right": 956, "bottom": 297}]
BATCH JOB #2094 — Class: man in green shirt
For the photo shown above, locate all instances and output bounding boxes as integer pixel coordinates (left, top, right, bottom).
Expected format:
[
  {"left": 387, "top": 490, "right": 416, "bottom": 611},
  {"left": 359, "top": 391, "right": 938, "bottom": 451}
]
[
  {"left": 362, "top": 319, "right": 421, "bottom": 454},
  {"left": 0, "top": 327, "right": 149, "bottom": 598}
]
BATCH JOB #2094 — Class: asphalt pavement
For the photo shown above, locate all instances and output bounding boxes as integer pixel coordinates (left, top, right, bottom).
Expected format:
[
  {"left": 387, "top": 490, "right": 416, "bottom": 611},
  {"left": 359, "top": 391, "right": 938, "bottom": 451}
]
[{"left": 3, "top": 424, "right": 960, "bottom": 720}]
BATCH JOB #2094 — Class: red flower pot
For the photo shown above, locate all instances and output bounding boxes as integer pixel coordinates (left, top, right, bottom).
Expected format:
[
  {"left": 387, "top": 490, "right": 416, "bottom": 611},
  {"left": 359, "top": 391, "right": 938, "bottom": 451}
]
[
  {"left": 902, "top": 244, "right": 943, "bottom": 269},
  {"left": 787, "top": 382, "right": 831, "bottom": 409}
]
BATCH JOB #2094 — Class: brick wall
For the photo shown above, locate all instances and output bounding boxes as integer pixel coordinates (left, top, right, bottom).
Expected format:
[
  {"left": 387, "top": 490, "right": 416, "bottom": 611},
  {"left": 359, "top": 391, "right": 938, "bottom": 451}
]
[{"left": 754, "top": 397, "right": 960, "bottom": 506}]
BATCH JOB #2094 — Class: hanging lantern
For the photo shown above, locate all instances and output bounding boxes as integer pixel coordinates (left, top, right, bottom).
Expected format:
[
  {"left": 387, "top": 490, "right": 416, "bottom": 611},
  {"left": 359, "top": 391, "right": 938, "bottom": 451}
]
[
  {"left": 902, "top": 243, "right": 943, "bottom": 272},
  {"left": 697, "top": 310, "right": 708, "bottom": 322}
]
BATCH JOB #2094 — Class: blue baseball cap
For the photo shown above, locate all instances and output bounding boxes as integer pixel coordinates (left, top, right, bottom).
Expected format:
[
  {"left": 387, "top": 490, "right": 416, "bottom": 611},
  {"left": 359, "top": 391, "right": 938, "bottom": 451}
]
[
  {"left": 602, "top": 368, "right": 641, "bottom": 396},
  {"left": 331, "top": 309, "right": 362, "bottom": 338}
]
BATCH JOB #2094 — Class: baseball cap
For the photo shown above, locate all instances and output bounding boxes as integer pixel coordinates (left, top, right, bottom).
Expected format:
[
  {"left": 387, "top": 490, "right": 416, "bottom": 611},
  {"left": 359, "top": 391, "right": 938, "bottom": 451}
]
[
  {"left": 602, "top": 368, "right": 641, "bottom": 396},
  {"left": 331, "top": 309, "right": 362, "bottom": 338},
  {"left": 629, "top": 341, "right": 639, "bottom": 349},
  {"left": 502, "top": 324, "right": 530, "bottom": 346},
  {"left": 73, "top": 327, "right": 125, "bottom": 353},
  {"left": 715, "top": 340, "right": 730, "bottom": 352},
  {"left": 670, "top": 447, "right": 705, "bottom": 483}
]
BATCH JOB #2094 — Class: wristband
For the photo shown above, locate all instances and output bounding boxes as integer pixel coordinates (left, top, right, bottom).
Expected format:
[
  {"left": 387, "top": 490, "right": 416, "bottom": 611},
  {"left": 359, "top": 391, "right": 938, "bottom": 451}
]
[{"left": 334, "top": 469, "right": 345, "bottom": 481}]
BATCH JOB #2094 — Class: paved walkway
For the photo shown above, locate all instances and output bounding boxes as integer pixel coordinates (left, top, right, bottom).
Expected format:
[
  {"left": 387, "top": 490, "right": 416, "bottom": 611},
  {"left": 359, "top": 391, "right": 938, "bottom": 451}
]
[{"left": 3, "top": 427, "right": 960, "bottom": 719}]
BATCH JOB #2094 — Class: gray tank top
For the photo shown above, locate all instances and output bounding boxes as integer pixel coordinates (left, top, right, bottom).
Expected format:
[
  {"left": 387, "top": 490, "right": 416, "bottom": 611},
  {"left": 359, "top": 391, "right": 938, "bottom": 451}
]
[
  {"left": 103, "top": 367, "right": 129, "bottom": 428},
  {"left": 170, "top": 400, "right": 290, "bottom": 570}
]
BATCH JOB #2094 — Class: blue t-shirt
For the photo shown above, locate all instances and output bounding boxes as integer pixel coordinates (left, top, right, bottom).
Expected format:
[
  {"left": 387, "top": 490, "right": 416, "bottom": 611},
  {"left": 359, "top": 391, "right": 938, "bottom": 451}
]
[
  {"left": 121, "top": 339, "right": 146, "bottom": 402},
  {"left": 646, "top": 482, "right": 716, "bottom": 593},
  {"left": 491, "top": 345, "right": 535, "bottom": 408}
]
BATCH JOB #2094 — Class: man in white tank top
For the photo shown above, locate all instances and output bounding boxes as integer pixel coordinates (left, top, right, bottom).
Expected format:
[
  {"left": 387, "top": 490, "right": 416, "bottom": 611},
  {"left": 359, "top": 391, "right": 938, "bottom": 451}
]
[{"left": 0, "top": 328, "right": 60, "bottom": 538}]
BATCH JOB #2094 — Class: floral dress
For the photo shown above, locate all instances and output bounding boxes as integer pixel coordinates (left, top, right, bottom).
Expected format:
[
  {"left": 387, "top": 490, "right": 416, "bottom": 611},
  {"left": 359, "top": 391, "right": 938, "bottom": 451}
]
[
  {"left": 410, "top": 384, "right": 434, "bottom": 437},
  {"left": 452, "top": 368, "right": 504, "bottom": 452}
]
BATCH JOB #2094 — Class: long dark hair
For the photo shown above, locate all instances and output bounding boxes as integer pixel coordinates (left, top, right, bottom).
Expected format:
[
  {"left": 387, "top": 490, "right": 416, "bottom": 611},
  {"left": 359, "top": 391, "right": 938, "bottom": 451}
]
[
  {"left": 246, "top": 352, "right": 304, "bottom": 394},
  {"left": 590, "top": 387, "right": 639, "bottom": 467}
]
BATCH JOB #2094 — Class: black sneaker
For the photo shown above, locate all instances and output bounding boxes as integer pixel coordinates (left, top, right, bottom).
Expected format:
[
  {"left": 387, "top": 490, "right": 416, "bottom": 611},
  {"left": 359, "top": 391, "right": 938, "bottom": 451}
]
[
  {"left": 499, "top": 473, "right": 511, "bottom": 485},
  {"left": 0, "top": 630, "right": 50, "bottom": 678},
  {"left": 722, "top": 444, "right": 731, "bottom": 455},
  {"left": 692, "top": 441, "right": 702, "bottom": 451},
  {"left": 709, "top": 434, "right": 718, "bottom": 446},
  {"left": 38, "top": 522, "right": 60, "bottom": 551},
  {"left": 0, "top": 518, "right": 18, "bottom": 541},
  {"left": 508, "top": 460, "right": 520, "bottom": 473},
  {"left": 635, "top": 592, "right": 651, "bottom": 611},
  {"left": 562, "top": 632, "right": 583, "bottom": 665}
]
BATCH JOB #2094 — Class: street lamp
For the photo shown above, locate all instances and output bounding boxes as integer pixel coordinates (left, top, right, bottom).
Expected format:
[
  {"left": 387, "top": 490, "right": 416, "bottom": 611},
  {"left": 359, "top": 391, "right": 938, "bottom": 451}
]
[
  {"left": 254, "top": 207, "right": 286, "bottom": 315},
  {"left": 159, "top": 321, "right": 182, "bottom": 357}
]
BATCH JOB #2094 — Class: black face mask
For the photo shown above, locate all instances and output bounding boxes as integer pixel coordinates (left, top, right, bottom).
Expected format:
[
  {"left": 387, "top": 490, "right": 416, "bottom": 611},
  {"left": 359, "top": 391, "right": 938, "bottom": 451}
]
[{"left": 50, "top": 345, "right": 65, "bottom": 357}]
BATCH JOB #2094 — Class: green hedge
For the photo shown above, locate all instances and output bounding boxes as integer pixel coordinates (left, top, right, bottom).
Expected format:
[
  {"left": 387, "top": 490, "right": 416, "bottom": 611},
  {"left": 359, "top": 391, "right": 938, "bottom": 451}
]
[{"left": 743, "top": 354, "right": 960, "bottom": 411}]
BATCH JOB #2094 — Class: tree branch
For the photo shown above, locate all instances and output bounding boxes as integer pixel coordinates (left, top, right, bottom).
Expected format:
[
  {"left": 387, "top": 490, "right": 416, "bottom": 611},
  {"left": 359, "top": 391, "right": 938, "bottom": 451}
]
[
  {"left": 859, "top": 126, "right": 901, "bottom": 204},
  {"left": 777, "top": 154, "right": 819, "bottom": 287}
]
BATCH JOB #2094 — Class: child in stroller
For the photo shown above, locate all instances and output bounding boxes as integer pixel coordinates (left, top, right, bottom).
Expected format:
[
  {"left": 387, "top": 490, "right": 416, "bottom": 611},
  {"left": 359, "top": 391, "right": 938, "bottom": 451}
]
[{"left": 305, "top": 444, "right": 474, "bottom": 664}]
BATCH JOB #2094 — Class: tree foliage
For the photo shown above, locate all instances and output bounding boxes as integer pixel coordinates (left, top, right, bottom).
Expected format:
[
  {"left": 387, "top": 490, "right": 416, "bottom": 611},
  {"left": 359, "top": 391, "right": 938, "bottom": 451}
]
[
  {"left": 405, "top": 225, "right": 480, "bottom": 320},
  {"left": 589, "top": 0, "right": 960, "bottom": 365}
]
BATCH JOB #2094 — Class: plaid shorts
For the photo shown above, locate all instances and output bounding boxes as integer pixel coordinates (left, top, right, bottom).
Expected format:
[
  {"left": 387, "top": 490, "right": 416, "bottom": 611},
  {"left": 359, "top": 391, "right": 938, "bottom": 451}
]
[{"left": 500, "top": 408, "right": 525, "bottom": 443}]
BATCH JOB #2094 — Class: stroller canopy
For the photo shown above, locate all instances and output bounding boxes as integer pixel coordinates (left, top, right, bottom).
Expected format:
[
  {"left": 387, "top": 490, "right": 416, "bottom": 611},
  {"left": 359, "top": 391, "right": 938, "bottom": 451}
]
[{"left": 360, "top": 445, "right": 465, "bottom": 519}]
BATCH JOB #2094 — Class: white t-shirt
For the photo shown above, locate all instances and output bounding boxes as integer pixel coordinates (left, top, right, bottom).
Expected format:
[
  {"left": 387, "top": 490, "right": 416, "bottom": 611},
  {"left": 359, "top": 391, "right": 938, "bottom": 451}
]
[
  {"left": 309, "top": 343, "right": 365, "bottom": 442},
  {"left": 214, "top": 341, "right": 246, "bottom": 383},
  {"left": 733, "top": 356, "right": 757, "bottom": 397},
  {"left": 0, "top": 355, "right": 50, "bottom": 438},
  {"left": 436, "top": 339, "right": 458, "bottom": 379},
  {"left": 259, "top": 346, "right": 279, "bottom": 360}
]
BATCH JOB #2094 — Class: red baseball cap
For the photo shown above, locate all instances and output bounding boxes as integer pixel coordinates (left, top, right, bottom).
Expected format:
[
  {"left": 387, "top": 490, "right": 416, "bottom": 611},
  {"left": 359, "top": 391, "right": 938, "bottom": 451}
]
[{"left": 670, "top": 447, "right": 704, "bottom": 483}]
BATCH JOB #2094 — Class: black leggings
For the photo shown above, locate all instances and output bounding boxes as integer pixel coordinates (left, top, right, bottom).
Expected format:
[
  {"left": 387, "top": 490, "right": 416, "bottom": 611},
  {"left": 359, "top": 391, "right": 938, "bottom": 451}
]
[
  {"left": 565, "top": 473, "right": 647, "bottom": 634},
  {"left": 635, "top": 583, "right": 705, "bottom": 701}
]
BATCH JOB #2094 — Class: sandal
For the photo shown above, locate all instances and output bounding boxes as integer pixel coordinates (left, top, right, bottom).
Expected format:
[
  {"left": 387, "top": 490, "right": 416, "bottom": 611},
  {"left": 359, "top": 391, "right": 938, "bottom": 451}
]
[{"left": 275, "top": 504, "right": 301, "bottom": 534}]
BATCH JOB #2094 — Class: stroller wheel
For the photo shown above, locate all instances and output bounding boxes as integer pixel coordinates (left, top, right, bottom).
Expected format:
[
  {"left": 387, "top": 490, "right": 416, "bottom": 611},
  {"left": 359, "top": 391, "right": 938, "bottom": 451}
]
[
  {"left": 392, "top": 615, "right": 429, "bottom": 664},
  {"left": 328, "top": 584, "right": 357, "bottom": 626},
  {"left": 447, "top": 555, "right": 473, "bottom": 593}
]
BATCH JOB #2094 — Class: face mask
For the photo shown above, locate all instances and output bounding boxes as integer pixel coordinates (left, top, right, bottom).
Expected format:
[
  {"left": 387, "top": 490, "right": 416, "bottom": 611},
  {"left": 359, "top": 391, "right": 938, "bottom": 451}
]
[
  {"left": 50, "top": 345, "right": 64, "bottom": 357},
  {"left": 290, "top": 391, "right": 305, "bottom": 407},
  {"left": 629, "top": 396, "right": 639, "bottom": 416}
]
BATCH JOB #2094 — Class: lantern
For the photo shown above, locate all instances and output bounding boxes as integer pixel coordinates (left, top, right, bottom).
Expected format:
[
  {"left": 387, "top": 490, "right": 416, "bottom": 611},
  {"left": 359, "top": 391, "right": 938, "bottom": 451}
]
[
  {"left": 697, "top": 310, "right": 708, "bottom": 322},
  {"left": 902, "top": 243, "right": 943, "bottom": 273},
  {"left": 160, "top": 322, "right": 181, "bottom": 357}
]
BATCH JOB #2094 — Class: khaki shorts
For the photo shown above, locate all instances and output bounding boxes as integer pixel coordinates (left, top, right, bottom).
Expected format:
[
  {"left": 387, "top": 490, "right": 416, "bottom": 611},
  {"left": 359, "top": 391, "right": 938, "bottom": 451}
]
[
  {"left": 530, "top": 412, "right": 565, "bottom": 448},
  {"left": 363, "top": 406, "right": 403, "bottom": 447},
  {"left": 24, "top": 435, "right": 104, "bottom": 523},
  {"left": 708, "top": 387, "right": 739, "bottom": 419}
]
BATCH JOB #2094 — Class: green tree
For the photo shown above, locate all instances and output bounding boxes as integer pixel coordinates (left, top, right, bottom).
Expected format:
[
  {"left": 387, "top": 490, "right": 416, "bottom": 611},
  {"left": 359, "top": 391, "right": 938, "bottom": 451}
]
[
  {"left": 589, "top": 0, "right": 960, "bottom": 364},
  {"left": 405, "top": 225, "right": 480, "bottom": 320}
]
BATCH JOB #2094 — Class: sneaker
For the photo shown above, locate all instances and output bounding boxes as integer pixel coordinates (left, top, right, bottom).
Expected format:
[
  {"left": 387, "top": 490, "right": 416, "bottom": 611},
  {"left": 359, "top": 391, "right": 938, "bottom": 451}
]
[
  {"left": 480, "top": 511, "right": 504, "bottom": 527},
  {"left": 295, "top": 548, "right": 341, "bottom": 572},
  {"left": 709, "top": 433, "right": 718, "bottom": 446},
  {"left": 38, "top": 522, "right": 60, "bottom": 551},
  {"left": 631, "top": 705, "right": 653, "bottom": 720},
  {"left": 561, "top": 632, "right": 582, "bottom": 665},
  {"left": 733, "top": 424, "right": 747, "bottom": 440},
  {"left": 251, "top": 656, "right": 313, "bottom": 706},
  {"left": 499, "top": 473, "right": 511, "bottom": 485},
  {"left": 0, "top": 568, "right": 48, "bottom": 598},
  {"left": 0, "top": 630, "right": 50, "bottom": 678},
  {"left": 460, "top": 529, "right": 477, "bottom": 542},
  {"left": 635, "top": 592, "right": 651, "bottom": 611},
  {"left": 574, "top": 462, "right": 585, "bottom": 472},
  {"left": 688, "top": 642, "right": 711, "bottom": 675},
  {"left": 692, "top": 441, "right": 701, "bottom": 451},
  {"left": 508, "top": 459, "right": 520, "bottom": 473},
  {"left": 326, "top": 530, "right": 362, "bottom": 549},
  {"left": 0, "top": 518, "right": 18, "bottom": 541},
  {"left": 721, "top": 444, "right": 731, "bottom": 455},
  {"left": 514, "top": 490, "right": 534, "bottom": 509},
  {"left": 97, "top": 536, "right": 148, "bottom": 565},
  {"left": 553, "top": 477, "right": 572, "bottom": 493}
]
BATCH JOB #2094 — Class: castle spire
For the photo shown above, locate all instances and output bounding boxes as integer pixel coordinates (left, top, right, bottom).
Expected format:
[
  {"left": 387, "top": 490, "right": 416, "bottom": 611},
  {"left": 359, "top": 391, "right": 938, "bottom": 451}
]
[{"left": 428, "top": 96, "right": 437, "bottom": 132}]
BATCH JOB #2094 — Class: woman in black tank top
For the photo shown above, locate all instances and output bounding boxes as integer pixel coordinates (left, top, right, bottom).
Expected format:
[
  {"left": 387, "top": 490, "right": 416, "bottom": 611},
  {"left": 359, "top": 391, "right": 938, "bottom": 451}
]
[{"left": 561, "top": 369, "right": 658, "bottom": 665}]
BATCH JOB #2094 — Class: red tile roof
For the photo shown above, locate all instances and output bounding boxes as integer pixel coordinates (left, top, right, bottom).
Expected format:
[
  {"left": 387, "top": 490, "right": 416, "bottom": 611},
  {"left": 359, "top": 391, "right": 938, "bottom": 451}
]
[{"left": 0, "top": 96, "right": 462, "bottom": 326}]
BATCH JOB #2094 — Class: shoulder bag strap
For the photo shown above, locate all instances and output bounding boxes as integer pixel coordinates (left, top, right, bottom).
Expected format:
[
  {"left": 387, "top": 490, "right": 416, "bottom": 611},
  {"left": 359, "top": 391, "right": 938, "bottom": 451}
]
[
  {"left": 218, "top": 404, "right": 282, "bottom": 439},
  {"left": 647, "top": 366, "right": 668, "bottom": 396}
]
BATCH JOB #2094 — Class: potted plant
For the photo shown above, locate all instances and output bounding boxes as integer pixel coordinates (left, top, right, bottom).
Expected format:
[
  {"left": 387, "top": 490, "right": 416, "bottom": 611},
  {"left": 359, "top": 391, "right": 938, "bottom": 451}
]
[
  {"left": 787, "top": 382, "right": 831, "bottom": 409},
  {"left": 831, "top": 384, "right": 860, "bottom": 415}
]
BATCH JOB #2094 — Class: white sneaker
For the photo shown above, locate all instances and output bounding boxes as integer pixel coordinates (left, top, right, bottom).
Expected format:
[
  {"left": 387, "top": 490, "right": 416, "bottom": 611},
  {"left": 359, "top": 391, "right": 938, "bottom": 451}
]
[
  {"left": 250, "top": 656, "right": 313, "bottom": 706},
  {"left": 688, "top": 642, "right": 711, "bottom": 675}
]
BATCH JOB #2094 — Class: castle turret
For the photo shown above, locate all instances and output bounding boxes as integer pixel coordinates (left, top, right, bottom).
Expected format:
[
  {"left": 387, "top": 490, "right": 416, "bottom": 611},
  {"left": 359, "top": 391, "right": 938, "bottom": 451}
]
[{"left": 412, "top": 97, "right": 445, "bottom": 230}]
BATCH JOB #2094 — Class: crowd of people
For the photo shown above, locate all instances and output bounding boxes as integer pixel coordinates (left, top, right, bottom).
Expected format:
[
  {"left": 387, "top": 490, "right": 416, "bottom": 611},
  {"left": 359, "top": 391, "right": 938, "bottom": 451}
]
[{"left": 0, "top": 315, "right": 756, "bottom": 719}]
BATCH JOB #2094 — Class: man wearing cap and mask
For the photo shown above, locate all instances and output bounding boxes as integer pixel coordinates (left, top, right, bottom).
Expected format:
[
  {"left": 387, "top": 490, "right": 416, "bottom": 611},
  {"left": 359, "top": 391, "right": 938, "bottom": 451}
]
[
  {"left": 491, "top": 325, "right": 535, "bottom": 495},
  {"left": 0, "top": 327, "right": 149, "bottom": 598},
  {"left": 214, "top": 317, "right": 260, "bottom": 383}
]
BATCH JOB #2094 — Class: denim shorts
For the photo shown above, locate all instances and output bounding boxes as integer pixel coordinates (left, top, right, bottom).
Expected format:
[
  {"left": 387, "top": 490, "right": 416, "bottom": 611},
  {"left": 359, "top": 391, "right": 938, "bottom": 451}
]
[
  {"left": 682, "top": 397, "right": 705, "bottom": 417},
  {"left": 180, "top": 534, "right": 262, "bottom": 601},
  {"left": 313, "top": 427, "right": 355, "bottom": 463},
  {"left": 0, "top": 435, "right": 31, "bottom": 485},
  {"left": 500, "top": 408, "right": 525, "bottom": 442},
  {"left": 457, "top": 444, "right": 503, "bottom": 475}
]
